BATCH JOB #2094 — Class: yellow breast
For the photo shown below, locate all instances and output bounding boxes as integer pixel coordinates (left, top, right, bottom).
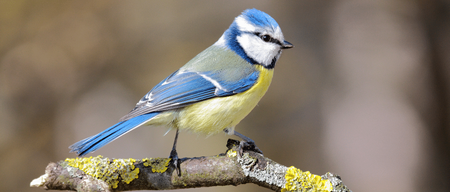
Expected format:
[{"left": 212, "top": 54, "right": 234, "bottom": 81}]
[{"left": 173, "top": 65, "right": 274, "bottom": 135}]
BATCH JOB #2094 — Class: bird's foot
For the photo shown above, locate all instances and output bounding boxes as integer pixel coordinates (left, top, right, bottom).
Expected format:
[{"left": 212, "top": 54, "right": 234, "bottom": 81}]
[
  {"left": 238, "top": 140, "right": 263, "bottom": 156},
  {"left": 226, "top": 139, "right": 263, "bottom": 157},
  {"left": 226, "top": 130, "right": 264, "bottom": 156},
  {"left": 169, "top": 148, "right": 181, "bottom": 176}
]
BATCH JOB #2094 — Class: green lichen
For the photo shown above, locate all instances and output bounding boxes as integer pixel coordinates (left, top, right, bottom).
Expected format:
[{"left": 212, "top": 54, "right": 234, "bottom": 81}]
[
  {"left": 282, "top": 166, "right": 333, "bottom": 192},
  {"left": 142, "top": 158, "right": 171, "bottom": 173},
  {"left": 65, "top": 155, "right": 139, "bottom": 189}
]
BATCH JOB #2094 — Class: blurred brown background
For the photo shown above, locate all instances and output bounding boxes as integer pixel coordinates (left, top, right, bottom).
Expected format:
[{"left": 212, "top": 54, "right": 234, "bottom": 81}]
[{"left": 1, "top": 0, "right": 450, "bottom": 191}]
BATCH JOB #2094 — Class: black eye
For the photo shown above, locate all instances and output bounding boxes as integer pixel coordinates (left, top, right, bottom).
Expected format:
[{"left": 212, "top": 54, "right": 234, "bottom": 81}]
[
  {"left": 261, "top": 35, "right": 272, "bottom": 42},
  {"left": 253, "top": 32, "right": 278, "bottom": 44}
]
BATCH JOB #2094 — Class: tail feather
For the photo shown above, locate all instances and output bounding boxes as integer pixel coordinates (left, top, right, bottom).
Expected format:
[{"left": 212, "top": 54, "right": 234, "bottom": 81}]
[{"left": 69, "top": 112, "right": 159, "bottom": 156}]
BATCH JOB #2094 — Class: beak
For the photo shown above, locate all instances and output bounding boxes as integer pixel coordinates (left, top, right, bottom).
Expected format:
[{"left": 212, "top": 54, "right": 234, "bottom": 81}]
[{"left": 281, "top": 40, "right": 293, "bottom": 49}]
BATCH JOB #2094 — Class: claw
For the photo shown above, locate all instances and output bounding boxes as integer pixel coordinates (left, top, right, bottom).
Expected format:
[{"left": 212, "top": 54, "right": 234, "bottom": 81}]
[
  {"left": 225, "top": 130, "right": 263, "bottom": 156},
  {"left": 169, "top": 148, "right": 181, "bottom": 176},
  {"left": 238, "top": 140, "right": 264, "bottom": 156}
]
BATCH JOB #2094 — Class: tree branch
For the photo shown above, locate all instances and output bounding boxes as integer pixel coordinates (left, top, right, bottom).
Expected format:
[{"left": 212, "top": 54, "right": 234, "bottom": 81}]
[{"left": 30, "top": 139, "right": 351, "bottom": 192}]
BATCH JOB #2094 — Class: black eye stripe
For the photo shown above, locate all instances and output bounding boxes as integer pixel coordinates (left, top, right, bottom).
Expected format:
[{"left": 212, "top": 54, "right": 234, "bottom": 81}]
[{"left": 252, "top": 32, "right": 282, "bottom": 46}]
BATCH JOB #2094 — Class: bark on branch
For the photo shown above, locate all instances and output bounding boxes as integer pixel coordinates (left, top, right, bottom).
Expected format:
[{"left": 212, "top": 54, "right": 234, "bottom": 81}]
[{"left": 30, "top": 139, "right": 351, "bottom": 192}]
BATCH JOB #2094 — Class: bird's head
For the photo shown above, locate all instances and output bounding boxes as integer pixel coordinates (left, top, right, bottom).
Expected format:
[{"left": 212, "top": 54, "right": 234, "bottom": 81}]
[{"left": 215, "top": 8, "right": 293, "bottom": 69}]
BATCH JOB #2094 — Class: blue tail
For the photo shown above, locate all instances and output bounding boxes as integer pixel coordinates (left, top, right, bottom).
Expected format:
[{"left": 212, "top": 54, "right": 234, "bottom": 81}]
[{"left": 69, "top": 112, "right": 160, "bottom": 156}]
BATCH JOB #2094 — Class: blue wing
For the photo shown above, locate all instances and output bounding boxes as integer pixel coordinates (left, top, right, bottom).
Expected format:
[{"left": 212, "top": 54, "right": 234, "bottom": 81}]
[
  {"left": 70, "top": 45, "right": 260, "bottom": 156},
  {"left": 120, "top": 68, "right": 260, "bottom": 121}
]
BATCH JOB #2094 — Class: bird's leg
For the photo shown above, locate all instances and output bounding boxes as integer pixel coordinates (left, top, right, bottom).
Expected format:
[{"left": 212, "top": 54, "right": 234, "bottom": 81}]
[
  {"left": 225, "top": 129, "right": 263, "bottom": 156},
  {"left": 169, "top": 129, "right": 181, "bottom": 176}
]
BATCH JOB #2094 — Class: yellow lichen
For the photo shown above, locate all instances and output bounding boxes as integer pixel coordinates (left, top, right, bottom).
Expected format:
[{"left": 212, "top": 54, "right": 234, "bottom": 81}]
[
  {"left": 142, "top": 158, "right": 171, "bottom": 173},
  {"left": 282, "top": 166, "right": 333, "bottom": 192},
  {"left": 227, "top": 149, "right": 237, "bottom": 157},
  {"left": 65, "top": 155, "right": 139, "bottom": 189}
]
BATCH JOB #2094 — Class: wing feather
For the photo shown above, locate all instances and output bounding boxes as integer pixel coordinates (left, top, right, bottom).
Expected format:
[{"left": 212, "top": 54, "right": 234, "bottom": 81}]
[{"left": 120, "top": 45, "right": 261, "bottom": 121}]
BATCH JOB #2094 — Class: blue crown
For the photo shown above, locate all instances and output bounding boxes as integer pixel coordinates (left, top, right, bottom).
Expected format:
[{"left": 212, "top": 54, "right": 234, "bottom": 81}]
[{"left": 241, "top": 8, "right": 279, "bottom": 28}]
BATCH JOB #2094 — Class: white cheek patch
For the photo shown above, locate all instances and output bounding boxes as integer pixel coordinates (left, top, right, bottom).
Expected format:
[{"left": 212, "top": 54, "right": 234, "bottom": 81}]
[{"left": 237, "top": 34, "right": 279, "bottom": 66}]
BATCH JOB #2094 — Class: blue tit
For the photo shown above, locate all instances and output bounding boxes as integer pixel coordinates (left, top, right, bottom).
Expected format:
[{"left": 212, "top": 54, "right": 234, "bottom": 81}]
[{"left": 69, "top": 8, "right": 293, "bottom": 163}]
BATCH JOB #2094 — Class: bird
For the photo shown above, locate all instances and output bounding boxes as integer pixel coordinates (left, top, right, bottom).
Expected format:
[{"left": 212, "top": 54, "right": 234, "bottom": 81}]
[{"left": 69, "top": 8, "right": 293, "bottom": 171}]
